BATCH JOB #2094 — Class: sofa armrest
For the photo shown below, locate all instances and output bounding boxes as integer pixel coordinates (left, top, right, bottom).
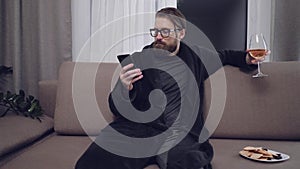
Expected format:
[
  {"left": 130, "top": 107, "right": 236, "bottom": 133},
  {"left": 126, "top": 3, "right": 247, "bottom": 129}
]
[{"left": 38, "top": 80, "right": 58, "bottom": 118}]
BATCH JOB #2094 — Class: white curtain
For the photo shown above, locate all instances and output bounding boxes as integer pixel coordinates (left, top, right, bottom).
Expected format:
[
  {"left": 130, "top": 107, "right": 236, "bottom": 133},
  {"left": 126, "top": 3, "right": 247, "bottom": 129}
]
[
  {"left": 271, "top": 0, "right": 300, "bottom": 61},
  {"left": 72, "top": 0, "right": 177, "bottom": 62},
  {"left": 248, "top": 0, "right": 300, "bottom": 61}
]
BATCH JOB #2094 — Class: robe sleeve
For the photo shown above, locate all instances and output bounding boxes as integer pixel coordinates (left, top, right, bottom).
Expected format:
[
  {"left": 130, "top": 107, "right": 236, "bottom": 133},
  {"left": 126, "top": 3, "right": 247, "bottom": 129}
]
[
  {"left": 108, "top": 80, "right": 138, "bottom": 118},
  {"left": 191, "top": 46, "right": 257, "bottom": 80},
  {"left": 218, "top": 50, "right": 257, "bottom": 70}
]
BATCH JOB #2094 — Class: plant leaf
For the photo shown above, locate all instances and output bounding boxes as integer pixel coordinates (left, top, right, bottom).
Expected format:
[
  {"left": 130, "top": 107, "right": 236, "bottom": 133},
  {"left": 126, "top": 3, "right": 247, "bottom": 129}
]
[
  {"left": 28, "top": 102, "right": 37, "bottom": 113},
  {"left": 28, "top": 95, "right": 34, "bottom": 101},
  {"left": 19, "top": 90, "right": 25, "bottom": 97},
  {"left": 0, "top": 92, "right": 3, "bottom": 101},
  {"left": 0, "top": 89, "right": 43, "bottom": 121}
]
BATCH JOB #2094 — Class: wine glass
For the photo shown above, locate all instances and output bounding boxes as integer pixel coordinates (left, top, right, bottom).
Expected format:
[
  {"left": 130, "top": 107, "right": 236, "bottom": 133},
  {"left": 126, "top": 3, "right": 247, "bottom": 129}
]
[{"left": 248, "top": 33, "right": 268, "bottom": 78}]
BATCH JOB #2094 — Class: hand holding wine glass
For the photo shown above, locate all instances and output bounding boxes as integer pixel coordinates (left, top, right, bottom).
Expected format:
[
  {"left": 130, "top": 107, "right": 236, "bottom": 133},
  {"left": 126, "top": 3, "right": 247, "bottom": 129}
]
[{"left": 248, "top": 33, "right": 269, "bottom": 78}]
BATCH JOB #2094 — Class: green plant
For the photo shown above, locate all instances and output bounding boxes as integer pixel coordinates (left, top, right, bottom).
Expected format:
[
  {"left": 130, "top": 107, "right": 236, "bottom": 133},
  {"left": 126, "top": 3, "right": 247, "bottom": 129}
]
[
  {"left": 0, "top": 65, "right": 43, "bottom": 122},
  {"left": 0, "top": 65, "right": 13, "bottom": 75},
  {"left": 0, "top": 90, "right": 43, "bottom": 122}
]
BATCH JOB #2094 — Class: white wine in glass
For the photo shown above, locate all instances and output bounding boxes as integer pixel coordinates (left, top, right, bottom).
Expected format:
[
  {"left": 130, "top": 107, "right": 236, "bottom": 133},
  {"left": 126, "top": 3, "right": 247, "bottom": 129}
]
[{"left": 248, "top": 34, "right": 268, "bottom": 78}]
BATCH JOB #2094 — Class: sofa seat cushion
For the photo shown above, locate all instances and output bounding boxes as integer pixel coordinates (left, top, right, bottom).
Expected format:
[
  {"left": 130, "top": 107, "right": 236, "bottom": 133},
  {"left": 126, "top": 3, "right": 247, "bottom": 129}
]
[
  {"left": 0, "top": 114, "right": 53, "bottom": 157},
  {"left": 210, "top": 138, "right": 300, "bottom": 169},
  {"left": 0, "top": 135, "right": 92, "bottom": 169}
]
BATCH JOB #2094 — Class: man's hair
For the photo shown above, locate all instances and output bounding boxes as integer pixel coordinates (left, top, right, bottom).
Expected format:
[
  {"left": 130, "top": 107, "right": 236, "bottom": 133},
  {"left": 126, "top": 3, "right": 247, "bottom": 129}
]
[{"left": 156, "top": 7, "right": 187, "bottom": 29}]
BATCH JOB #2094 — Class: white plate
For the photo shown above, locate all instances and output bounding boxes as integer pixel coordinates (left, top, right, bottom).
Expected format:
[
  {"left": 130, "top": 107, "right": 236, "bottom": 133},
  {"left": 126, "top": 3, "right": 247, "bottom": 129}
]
[{"left": 239, "top": 149, "right": 290, "bottom": 163}]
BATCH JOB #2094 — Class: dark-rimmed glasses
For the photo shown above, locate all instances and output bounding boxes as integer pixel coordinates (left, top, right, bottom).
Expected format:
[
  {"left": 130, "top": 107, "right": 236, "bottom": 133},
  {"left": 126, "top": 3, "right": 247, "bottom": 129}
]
[{"left": 150, "top": 28, "right": 181, "bottom": 38}]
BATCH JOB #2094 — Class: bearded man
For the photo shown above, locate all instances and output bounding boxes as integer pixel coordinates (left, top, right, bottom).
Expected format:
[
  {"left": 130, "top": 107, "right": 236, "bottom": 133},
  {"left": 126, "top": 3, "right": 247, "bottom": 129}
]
[{"left": 76, "top": 7, "right": 260, "bottom": 169}]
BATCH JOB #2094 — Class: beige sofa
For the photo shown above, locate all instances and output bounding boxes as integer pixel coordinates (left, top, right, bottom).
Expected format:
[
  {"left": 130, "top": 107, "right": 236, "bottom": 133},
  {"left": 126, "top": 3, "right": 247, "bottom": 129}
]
[{"left": 0, "top": 61, "right": 299, "bottom": 169}]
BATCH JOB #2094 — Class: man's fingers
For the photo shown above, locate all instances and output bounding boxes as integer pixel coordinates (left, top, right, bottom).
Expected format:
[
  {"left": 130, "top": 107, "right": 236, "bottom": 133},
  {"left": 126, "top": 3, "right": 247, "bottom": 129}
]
[
  {"left": 129, "top": 71, "right": 142, "bottom": 79},
  {"left": 251, "top": 60, "right": 259, "bottom": 64},
  {"left": 124, "top": 72, "right": 142, "bottom": 83},
  {"left": 131, "top": 75, "right": 143, "bottom": 83},
  {"left": 121, "top": 63, "right": 135, "bottom": 74},
  {"left": 122, "top": 68, "right": 141, "bottom": 79},
  {"left": 251, "top": 57, "right": 265, "bottom": 64},
  {"left": 119, "top": 63, "right": 143, "bottom": 90}
]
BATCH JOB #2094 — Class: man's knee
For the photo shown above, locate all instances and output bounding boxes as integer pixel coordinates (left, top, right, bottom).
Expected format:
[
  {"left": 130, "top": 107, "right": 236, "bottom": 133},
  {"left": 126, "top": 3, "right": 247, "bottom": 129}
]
[
  {"left": 144, "top": 164, "right": 160, "bottom": 169},
  {"left": 74, "top": 157, "right": 84, "bottom": 169}
]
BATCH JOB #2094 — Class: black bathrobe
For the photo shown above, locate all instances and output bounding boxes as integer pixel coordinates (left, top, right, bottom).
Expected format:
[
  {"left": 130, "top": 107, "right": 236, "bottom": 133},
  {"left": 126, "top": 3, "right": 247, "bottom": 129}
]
[{"left": 75, "top": 42, "right": 255, "bottom": 169}]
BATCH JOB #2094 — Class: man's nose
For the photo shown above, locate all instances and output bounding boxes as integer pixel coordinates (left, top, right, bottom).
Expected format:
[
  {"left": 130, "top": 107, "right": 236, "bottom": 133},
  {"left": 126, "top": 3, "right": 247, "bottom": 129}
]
[{"left": 156, "top": 33, "right": 163, "bottom": 40}]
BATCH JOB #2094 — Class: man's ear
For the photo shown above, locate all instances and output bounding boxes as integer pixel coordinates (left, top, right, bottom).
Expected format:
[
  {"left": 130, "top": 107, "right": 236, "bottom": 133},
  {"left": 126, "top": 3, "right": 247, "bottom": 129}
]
[{"left": 178, "top": 29, "right": 186, "bottom": 40}]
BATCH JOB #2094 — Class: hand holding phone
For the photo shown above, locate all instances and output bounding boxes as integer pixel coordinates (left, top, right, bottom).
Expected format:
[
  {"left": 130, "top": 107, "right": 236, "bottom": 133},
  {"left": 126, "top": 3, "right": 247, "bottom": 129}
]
[{"left": 117, "top": 54, "right": 143, "bottom": 90}]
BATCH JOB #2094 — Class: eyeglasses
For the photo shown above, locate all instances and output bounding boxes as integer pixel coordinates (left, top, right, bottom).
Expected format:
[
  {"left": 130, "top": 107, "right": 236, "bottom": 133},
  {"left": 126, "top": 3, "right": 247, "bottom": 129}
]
[{"left": 150, "top": 28, "right": 181, "bottom": 38}]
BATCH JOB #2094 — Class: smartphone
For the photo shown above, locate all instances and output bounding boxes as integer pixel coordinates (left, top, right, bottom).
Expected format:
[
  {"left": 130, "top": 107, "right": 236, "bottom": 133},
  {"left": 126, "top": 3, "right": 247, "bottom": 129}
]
[
  {"left": 117, "top": 54, "right": 136, "bottom": 69},
  {"left": 117, "top": 54, "right": 140, "bottom": 81}
]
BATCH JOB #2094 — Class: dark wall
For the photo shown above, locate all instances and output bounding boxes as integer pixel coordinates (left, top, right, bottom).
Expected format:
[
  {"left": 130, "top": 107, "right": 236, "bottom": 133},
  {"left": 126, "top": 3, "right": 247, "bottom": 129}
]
[{"left": 178, "top": 0, "right": 247, "bottom": 51}]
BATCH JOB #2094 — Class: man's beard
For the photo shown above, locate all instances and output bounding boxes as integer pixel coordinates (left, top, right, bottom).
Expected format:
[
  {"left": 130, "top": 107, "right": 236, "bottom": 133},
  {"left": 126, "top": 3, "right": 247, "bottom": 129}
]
[{"left": 153, "top": 40, "right": 177, "bottom": 53}]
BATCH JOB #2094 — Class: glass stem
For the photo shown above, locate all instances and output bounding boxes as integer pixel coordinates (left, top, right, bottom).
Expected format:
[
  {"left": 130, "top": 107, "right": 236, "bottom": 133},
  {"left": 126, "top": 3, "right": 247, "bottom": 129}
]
[{"left": 257, "top": 61, "right": 261, "bottom": 74}]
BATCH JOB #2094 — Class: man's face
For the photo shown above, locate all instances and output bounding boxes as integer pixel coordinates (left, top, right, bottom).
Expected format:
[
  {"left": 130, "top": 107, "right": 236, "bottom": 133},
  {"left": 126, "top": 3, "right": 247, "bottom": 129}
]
[{"left": 153, "top": 17, "right": 179, "bottom": 53}]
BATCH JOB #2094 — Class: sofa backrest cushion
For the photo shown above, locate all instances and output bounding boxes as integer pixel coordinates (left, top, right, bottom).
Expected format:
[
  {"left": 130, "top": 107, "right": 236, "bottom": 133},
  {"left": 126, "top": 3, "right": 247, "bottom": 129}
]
[
  {"left": 203, "top": 61, "right": 300, "bottom": 140},
  {"left": 54, "top": 62, "right": 118, "bottom": 135},
  {"left": 55, "top": 61, "right": 300, "bottom": 140}
]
